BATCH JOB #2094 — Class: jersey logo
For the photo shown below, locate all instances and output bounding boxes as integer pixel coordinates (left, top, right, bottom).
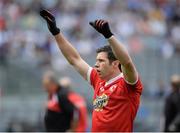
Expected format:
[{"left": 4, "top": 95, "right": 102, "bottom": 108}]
[
  {"left": 93, "top": 93, "right": 109, "bottom": 111},
  {"left": 109, "top": 85, "right": 117, "bottom": 92},
  {"left": 100, "top": 87, "right": 104, "bottom": 92}
]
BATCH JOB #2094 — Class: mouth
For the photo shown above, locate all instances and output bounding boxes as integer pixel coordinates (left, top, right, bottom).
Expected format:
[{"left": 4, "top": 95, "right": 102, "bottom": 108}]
[
  {"left": 94, "top": 67, "right": 101, "bottom": 75},
  {"left": 96, "top": 70, "right": 101, "bottom": 75}
]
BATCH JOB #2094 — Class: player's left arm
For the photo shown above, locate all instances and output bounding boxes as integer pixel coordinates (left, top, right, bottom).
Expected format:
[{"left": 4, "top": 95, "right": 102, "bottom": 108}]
[
  {"left": 108, "top": 36, "right": 138, "bottom": 84},
  {"left": 89, "top": 20, "right": 138, "bottom": 84}
]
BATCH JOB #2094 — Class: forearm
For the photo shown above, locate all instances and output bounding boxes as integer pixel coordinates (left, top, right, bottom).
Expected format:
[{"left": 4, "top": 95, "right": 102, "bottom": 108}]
[
  {"left": 108, "top": 36, "right": 132, "bottom": 66},
  {"left": 54, "top": 33, "right": 81, "bottom": 65},
  {"left": 40, "top": 10, "right": 90, "bottom": 79}
]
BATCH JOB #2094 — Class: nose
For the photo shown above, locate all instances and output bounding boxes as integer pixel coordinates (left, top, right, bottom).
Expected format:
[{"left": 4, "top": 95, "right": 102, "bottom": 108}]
[{"left": 94, "top": 62, "right": 99, "bottom": 68}]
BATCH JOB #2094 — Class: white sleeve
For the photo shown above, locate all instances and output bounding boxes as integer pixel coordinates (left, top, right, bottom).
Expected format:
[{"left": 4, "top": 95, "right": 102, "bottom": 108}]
[
  {"left": 123, "top": 74, "right": 139, "bottom": 85},
  {"left": 87, "top": 67, "right": 93, "bottom": 84}
]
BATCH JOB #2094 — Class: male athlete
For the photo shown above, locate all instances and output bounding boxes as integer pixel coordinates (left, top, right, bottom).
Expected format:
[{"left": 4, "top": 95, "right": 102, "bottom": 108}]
[{"left": 40, "top": 9, "right": 143, "bottom": 132}]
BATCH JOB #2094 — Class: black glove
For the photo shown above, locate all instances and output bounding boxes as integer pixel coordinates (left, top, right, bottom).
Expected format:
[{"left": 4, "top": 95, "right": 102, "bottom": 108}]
[
  {"left": 40, "top": 9, "right": 60, "bottom": 35},
  {"left": 89, "top": 19, "right": 113, "bottom": 39}
]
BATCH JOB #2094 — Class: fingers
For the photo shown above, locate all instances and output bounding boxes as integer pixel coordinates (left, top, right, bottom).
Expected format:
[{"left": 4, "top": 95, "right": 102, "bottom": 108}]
[
  {"left": 89, "top": 19, "right": 108, "bottom": 29},
  {"left": 45, "top": 16, "right": 54, "bottom": 22},
  {"left": 97, "top": 20, "right": 108, "bottom": 28},
  {"left": 40, "top": 9, "right": 54, "bottom": 21},
  {"left": 89, "top": 22, "right": 94, "bottom": 27},
  {"left": 96, "top": 20, "right": 102, "bottom": 28},
  {"left": 101, "top": 21, "right": 107, "bottom": 27},
  {"left": 89, "top": 19, "right": 112, "bottom": 38}
]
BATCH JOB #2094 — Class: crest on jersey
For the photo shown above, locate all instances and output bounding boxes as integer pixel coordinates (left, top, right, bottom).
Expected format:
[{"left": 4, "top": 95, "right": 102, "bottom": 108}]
[
  {"left": 100, "top": 87, "right": 104, "bottom": 92},
  {"left": 93, "top": 93, "right": 109, "bottom": 111},
  {"left": 109, "top": 84, "right": 117, "bottom": 92}
]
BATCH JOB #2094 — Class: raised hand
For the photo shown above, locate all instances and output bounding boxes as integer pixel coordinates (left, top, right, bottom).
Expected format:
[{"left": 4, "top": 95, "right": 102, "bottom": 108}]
[
  {"left": 89, "top": 19, "right": 113, "bottom": 38},
  {"left": 40, "top": 9, "right": 60, "bottom": 35}
]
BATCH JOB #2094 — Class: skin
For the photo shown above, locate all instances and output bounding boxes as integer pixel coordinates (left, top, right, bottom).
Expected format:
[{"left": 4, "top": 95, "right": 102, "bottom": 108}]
[
  {"left": 54, "top": 34, "right": 138, "bottom": 84},
  {"left": 42, "top": 15, "right": 139, "bottom": 131},
  {"left": 41, "top": 11, "right": 138, "bottom": 83},
  {"left": 42, "top": 76, "right": 58, "bottom": 95},
  {"left": 95, "top": 52, "right": 121, "bottom": 81}
]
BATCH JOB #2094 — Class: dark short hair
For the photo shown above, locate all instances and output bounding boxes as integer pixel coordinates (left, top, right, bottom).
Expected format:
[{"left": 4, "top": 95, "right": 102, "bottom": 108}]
[{"left": 96, "top": 45, "right": 121, "bottom": 71}]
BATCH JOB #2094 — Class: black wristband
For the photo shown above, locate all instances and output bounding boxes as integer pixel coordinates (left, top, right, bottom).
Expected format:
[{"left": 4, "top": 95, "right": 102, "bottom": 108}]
[
  {"left": 50, "top": 27, "right": 60, "bottom": 36},
  {"left": 103, "top": 31, "right": 113, "bottom": 39}
]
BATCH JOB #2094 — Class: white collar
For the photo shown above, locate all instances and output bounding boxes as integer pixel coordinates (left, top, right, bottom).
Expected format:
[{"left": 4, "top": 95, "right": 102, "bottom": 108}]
[{"left": 105, "top": 73, "right": 123, "bottom": 87}]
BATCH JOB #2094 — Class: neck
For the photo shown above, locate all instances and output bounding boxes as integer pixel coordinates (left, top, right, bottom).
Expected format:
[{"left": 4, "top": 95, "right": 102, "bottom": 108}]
[{"left": 105, "top": 70, "right": 121, "bottom": 82}]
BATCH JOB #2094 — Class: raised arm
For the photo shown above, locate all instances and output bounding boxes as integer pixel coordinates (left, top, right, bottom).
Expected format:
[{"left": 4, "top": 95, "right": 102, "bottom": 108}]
[
  {"left": 40, "top": 10, "right": 89, "bottom": 80},
  {"left": 90, "top": 20, "right": 138, "bottom": 84}
]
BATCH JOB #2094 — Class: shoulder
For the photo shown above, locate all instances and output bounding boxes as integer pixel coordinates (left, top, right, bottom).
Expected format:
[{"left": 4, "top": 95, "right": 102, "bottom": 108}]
[
  {"left": 87, "top": 67, "right": 98, "bottom": 81},
  {"left": 120, "top": 76, "right": 143, "bottom": 94},
  {"left": 87, "top": 67, "right": 103, "bottom": 88}
]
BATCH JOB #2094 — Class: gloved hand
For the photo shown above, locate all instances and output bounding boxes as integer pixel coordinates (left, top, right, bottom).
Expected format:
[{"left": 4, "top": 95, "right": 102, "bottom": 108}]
[
  {"left": 40, "top": 9, "right": 60, "bottom": 35},
  {"left": 89, "top": 19, "right": 113, "bottom": 39}
]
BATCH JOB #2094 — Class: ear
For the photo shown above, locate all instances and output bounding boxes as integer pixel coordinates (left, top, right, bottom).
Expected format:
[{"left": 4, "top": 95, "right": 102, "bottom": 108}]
[{"left": 112, "top": 60, "right": 120, "bottom": 68}]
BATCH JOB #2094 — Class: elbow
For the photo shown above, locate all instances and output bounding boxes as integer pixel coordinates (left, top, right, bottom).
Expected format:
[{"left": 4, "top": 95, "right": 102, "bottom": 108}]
[
  {"left": 68, "top": 59, "right": 75, "bottom": 66},
  {"left": 66, "top": 56, "right": 75, "bottom": 65},
  {"left": 68, "top": 56, "right": 80, "bottom": 66}
]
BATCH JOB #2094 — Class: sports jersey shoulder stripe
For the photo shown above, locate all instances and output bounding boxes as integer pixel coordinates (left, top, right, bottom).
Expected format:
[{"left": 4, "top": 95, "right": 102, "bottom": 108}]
[{"left": 87, "top": 67, "right": 93, "bottom": 84}]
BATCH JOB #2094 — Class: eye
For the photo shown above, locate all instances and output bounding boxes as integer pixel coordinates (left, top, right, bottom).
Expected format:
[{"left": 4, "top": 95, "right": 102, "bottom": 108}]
[{"left": 99, "top": 59, "right": 104, "bottom": 62}]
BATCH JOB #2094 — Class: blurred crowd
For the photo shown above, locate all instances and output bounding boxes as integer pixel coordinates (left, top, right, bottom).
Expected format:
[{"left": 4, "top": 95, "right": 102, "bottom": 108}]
[
  {"left": 0, "top": 0, "right": 180, "bottom": 68},
  {"left": 0, "top": 0, "right": 180, "bottom": 131}
]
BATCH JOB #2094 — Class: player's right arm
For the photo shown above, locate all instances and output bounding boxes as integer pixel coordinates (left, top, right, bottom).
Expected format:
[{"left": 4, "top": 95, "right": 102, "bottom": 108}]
[
  {"left": 54, "top": 33, "right": 90, "bottom": 79},
  {"left": 40, "top": 10, "right": 90, "bottom": 80}
]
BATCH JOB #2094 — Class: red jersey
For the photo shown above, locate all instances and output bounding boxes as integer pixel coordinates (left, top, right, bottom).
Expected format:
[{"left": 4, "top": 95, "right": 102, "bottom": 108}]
[{"left": 87, "top": 67, "right": 143, "bottom": 132}]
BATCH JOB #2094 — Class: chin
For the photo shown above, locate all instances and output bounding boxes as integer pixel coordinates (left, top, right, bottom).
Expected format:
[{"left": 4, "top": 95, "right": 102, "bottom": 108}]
[{"left": 99, "top": 75, "right": 105, "bottom": 80}]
